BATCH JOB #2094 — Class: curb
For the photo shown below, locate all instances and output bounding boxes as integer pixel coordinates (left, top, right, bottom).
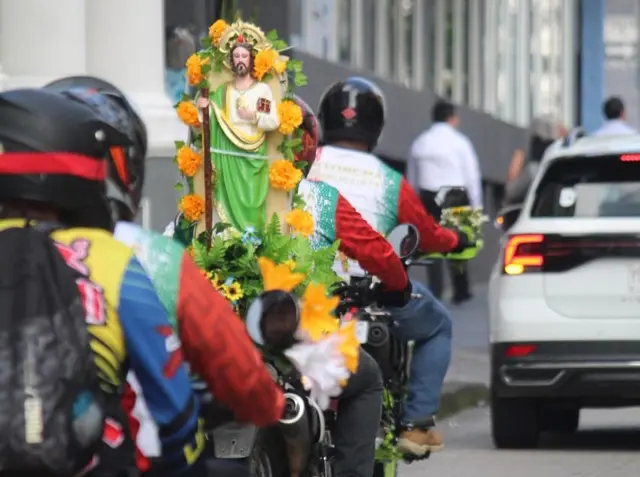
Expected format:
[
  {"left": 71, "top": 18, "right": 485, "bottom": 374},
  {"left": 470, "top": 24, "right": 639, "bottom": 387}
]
[{"left": 438, "top": 382, "right": 489, "bottom": 420}]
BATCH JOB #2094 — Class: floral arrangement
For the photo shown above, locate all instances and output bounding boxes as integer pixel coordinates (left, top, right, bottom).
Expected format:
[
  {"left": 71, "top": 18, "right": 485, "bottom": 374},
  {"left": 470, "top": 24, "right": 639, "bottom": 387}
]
[
  {"left": 190, "top": 215, "right": 342, "bottom": 318},
  {"left": 440, "top": 206, "right": 489, "bottom": 239},
  {"left": 173, "top": 18, "right": 310, "bottom": 225}
]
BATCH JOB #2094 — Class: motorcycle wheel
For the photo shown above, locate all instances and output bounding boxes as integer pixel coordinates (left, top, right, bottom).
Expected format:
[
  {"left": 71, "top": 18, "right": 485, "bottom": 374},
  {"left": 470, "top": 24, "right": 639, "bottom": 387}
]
[
  {"left": 250, "top": 428, "right": 289, "bottom": 477},
  {"left": 373, "top": 461, "right": 398, "bottom": 477}
]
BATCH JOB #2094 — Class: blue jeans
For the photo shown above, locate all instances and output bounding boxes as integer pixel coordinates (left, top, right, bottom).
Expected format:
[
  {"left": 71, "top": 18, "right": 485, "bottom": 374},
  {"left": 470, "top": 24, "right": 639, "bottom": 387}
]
[{"left": 388, "top": 280, "right": 452, "bottom": 422}]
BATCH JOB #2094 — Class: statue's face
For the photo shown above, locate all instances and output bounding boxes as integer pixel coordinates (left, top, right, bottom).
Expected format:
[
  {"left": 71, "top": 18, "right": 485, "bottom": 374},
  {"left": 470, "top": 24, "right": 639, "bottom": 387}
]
[{"left": 231, "top": 46, "right": 252, "bottom": 77}]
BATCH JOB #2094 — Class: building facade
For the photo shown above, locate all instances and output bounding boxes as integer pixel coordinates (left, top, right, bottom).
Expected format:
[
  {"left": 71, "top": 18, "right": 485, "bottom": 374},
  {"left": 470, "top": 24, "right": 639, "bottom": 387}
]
[{"left": 0, "top": 0, "right": 599, "bottom": 282}]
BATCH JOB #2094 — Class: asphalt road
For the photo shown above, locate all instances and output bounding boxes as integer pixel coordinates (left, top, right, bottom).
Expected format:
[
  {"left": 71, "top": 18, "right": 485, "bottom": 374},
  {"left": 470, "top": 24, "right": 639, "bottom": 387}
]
[{"left": 400, "top": 406, "right": 640, "bottom": 477}]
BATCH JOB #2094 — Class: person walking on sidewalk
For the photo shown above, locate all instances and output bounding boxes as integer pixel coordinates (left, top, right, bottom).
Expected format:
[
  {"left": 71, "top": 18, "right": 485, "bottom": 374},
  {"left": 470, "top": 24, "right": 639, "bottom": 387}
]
[
  {"left": 593, "top": 96, "right": 637, "bottom": 136},
  {"left": 407, "top": 99, "right": 482, "bottom": 304}
]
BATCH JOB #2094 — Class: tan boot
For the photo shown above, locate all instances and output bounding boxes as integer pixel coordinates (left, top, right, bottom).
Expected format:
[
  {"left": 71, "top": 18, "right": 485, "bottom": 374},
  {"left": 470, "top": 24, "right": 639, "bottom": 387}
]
[{"left": 397, "top": 428, "right": 445, "bottom": 456}]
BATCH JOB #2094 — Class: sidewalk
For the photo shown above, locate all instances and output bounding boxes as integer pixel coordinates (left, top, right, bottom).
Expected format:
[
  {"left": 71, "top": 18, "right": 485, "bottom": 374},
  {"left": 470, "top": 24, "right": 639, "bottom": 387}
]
[{"left": 439, "top": 283, "right": 490, "bottom": 418}]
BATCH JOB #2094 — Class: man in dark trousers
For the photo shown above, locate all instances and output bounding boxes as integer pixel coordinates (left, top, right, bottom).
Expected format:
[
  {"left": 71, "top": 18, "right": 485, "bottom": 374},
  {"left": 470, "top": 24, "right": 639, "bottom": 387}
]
[{"left": 407, "top": 100, "right": 482, "bottom": 304}]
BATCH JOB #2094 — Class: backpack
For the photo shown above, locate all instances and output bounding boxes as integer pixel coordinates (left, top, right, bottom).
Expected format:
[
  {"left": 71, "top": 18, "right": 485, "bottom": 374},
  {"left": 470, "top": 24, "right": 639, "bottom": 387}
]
[{"left": 0, "top": 225, "right": 105, "bottom": 475}]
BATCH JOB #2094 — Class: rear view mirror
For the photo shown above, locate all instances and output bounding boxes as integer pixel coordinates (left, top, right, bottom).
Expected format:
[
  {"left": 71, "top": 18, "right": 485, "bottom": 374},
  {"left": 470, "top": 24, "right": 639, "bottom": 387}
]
[
  {"left": 246, "top": 290, "right": 300, "bottom": 350},
  {"left": 495, "top": 204, "right": 522, "bottom": 233},
  {"left": 387, "top": 224, "right": 420, "bottom": 259}
]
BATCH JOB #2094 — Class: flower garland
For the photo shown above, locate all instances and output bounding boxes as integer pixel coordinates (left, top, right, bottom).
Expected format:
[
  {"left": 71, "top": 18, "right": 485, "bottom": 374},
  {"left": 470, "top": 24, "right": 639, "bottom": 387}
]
[{"left": 173, "top": 18, "right": 310, "bottom": 225}]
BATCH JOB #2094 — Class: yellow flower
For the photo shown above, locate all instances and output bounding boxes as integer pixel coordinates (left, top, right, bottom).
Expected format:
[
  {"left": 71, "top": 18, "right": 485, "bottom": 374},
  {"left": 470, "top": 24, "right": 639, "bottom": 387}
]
[
  {"left": 179, "top": 194, "right": 205, "bottom": 222},
  {"left": 283, "top": 259, "right": 296, "bottom": 271},
  {"left": 176, "top": 101, "right": 200, "bottom": 127},
  {"left": 299, "top": 283, "right": 340, "bottom": 341},
  {"left": 222, "top": 282, "right": 244, "bottom": 301},
  {"left": 336, "top": 321, "right": 360, "bottom": 373},
  {"left": 277, "top": 100, "right": 304, "bottom": 135},
  {"left": 176, "top": 146, "right": 203, "bottom": 177},
  {"left": 208, "top": 19, "right": 227, "bottom": 46},
  {"left": 258, "top": 257, "right": 305, "bottom": 292},
  {"left": 210, "top": 273, "right": 222, "bottom": 289},
  {"left": 269, "top": 159, "right": 302, "bottom": 191},
  {"left": 253, "top": 49, "right": 279, "bottom": 80},
  {"left": 186, "top": 54, "right": 208, "bottom": 86},
  {"left": 286, "top": 209, "right": 314, "bottom": 237},
  {"left": 274, "top": 58, "right": 288, "bottom": 75}
]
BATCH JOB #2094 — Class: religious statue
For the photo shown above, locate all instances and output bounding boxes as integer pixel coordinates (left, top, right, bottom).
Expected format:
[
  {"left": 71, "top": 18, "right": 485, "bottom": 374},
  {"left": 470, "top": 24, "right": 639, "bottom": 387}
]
[
  {"left": 196, "top": 33, "right": 280, "bottom": 232},
  {"left": 174, "top": 19, "right": 303, "bottom": 239}
]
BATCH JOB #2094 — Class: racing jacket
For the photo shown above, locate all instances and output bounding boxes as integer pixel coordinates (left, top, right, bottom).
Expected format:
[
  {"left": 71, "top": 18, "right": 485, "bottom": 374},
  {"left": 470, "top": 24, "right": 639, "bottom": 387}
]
[
  {"left": 114, "top": 221, "right": 285, "bottom": 472},
  {"left": 306, "top": 145, "right": 460, "bottom": 277},
  {"left": 0, "top": 219, "right": 205, "bottom": 477}
]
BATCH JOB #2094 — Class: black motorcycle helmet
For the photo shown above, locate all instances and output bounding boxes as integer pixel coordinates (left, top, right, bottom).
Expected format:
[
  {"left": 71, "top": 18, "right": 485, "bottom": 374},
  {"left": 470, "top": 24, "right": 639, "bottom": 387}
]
[
  {"left": 317, "top": 76, "right": 386, "bottom": 151},
  {"left": 0, "top": 88, "right": 131, "bottom": 229},
  {"left": 43, "top": 76, "right": 148, "bottom": 222}
]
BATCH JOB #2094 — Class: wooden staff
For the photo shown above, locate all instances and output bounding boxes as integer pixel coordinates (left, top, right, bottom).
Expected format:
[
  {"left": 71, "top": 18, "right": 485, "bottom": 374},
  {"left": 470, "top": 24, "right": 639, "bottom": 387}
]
[{"left": 200, "top": 86, "right": 213, "bottom": 250}]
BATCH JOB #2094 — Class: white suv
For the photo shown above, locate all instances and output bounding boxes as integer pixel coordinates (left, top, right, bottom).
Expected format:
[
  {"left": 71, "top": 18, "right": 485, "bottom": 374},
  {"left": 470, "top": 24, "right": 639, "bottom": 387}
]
[{"left": 489, "top": 133, "right": 640, "bottom": 449}]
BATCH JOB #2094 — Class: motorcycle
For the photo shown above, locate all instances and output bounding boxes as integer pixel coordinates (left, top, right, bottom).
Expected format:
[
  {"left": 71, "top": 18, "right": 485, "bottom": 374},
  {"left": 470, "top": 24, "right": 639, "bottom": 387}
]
[{"left": 332, "top": 223, "right": 429, "bottom": 477}]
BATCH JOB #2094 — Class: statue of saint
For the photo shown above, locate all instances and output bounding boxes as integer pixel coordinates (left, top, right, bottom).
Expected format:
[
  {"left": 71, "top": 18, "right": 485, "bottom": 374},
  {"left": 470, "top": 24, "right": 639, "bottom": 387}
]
[{"left": 197, "top": 35, "right": 281, "bottom": 232}]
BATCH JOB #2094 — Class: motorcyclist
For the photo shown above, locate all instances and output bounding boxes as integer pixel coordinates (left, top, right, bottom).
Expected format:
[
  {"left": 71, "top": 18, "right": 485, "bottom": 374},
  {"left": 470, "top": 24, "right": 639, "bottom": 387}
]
[
  {"left": 0, "top": 88, "right": 205, "bottom": 477},
  {"left": 311, "top": 76, "right": 476, "bottom": 456},
  {"left": 42, "top": 76, "right": 287, "bottom": 474}
]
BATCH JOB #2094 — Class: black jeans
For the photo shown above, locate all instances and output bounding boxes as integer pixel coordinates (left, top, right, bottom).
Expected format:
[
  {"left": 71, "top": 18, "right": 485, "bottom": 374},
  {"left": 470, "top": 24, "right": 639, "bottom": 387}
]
[{"left": 333, "top": 350, "right": 383, "bottom": 477}]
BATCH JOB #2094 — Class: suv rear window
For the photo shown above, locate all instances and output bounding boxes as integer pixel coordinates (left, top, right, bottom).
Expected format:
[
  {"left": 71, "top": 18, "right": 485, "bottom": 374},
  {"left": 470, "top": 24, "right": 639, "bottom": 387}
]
[{"left": 531, "top": 154, "right": 640, "bottom": 218}]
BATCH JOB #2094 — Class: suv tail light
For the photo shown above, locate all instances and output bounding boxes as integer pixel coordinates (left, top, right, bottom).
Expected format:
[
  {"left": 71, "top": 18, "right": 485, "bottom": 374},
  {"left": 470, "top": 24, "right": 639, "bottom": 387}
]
[{"left": 503, "top": 234, "right": 544, "bottom": 275}]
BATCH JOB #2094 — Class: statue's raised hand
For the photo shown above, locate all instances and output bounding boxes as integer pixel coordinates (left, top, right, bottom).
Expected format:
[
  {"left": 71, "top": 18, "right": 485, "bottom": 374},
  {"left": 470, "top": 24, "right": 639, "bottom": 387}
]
[{"left": 238, "top": 107, "right": 257, "bottom": 122}]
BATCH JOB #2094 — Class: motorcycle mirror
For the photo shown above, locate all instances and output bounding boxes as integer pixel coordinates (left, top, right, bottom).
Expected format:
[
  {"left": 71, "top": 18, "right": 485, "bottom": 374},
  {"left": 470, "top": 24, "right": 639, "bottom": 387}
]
[
  {"left": 245, "top": 290, "right": 300, "bottom": 350},
  {"left": 434, "top": 186, "right": 471, "bottom": 209},
  {"left": 387, "top": 223, "right": 420, "bottom": 259}
]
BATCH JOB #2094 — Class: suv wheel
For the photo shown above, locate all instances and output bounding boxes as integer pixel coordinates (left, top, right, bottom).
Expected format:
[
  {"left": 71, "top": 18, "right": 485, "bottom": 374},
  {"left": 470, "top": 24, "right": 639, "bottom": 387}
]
[{"left": 491, "top": 390, "right": 540, "bottom": 449}]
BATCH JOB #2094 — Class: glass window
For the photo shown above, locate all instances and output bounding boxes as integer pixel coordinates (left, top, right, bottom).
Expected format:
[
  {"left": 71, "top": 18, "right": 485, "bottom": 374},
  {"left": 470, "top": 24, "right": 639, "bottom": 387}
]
[
  {"left": 532, "top": 156, "right": 640, "bottom": 218},
  {"left": 337, "top": 0, "right": 352, "bottom": 64}
]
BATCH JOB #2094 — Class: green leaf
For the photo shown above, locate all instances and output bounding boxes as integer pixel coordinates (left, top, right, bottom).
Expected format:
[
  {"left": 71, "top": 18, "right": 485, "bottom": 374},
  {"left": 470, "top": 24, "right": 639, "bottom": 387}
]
[
  {"left": 295, "top": 160, "right": 308, "bottom": 171},
  {"left": 181, "top": 92, "right": 193, "bottom": 102},
  {"left": 200, "top": 36, "right": 212, "bottom": 48},
  {"left": 292, "top": 193, "right": 305, "bottom": 209},
  {"left": 213, "top": 222, "right": 232, "bottom": 234},
  {"left": 173, "top": 182, "right": 184, "bottom": 191},
  {"left": 201, "top": 63, "right": 212, "bottom": 74},
  {"left": 294, "top": 72, "right": 308, "bottom": 87},
  {"left": 288, "top": 59, "right": 303, "bottom": 72},
  {"left": 284, "top": 148, "right": 294, "bottom": 161},
  {"left": 174, "top": 140, "right": 186, "bottom": 150},
  {"left": 288, "top": 138, "right": 302, "bottom": 149},
  {"left": 266, "top": 29, "right": 279, "bottom": 41},
  {"left": 272, "top": 39, "right": 287, "bottom": 51}
]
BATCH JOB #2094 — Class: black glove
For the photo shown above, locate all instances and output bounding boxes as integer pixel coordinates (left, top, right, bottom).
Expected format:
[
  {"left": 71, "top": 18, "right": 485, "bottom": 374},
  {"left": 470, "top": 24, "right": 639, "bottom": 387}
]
[
  {"left": 376, "top": 280, "right": 412, "bottom": 308},
  {"left": 449, "top": 227, "right": 475, "bottom": 254}
]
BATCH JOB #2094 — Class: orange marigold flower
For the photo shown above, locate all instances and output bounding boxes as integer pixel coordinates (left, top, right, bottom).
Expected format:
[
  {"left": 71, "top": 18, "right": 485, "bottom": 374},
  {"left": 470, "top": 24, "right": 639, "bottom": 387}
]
[
  {"left": 176, "top": 101, "right": 200, "bottom": 127},
  {"left": 269, "top": 159, "right": 303, "bottom": 191},
  {"left": 179, "top": 194, "right": 205, "bottom": 222},
  {"left": 253, "top": 49, "right": 279, "bottom": 81},
  {"left": 208, "top": 19, "right": 227, "bottom": 46},
  {"left": 186, "top": 54, "right": 208, "bottom": 86},
  {"left": 277, "top": 100, "right": 303, "bottom": 135},
  {"left": 176, "top": 146, "right": 203, "bottom": 177},
  {"left": 286, "top": 209, "right": 314, "bottom": 237}
]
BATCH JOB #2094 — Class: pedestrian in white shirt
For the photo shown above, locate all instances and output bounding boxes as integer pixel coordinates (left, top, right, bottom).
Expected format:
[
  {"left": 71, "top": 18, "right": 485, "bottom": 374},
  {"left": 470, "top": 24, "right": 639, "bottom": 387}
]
[
  {"left": 407, "top": 100, "right": 482, "bottom": 304},
  {"left": 592, "top": 96, "right": 637, "bottom": 136}
]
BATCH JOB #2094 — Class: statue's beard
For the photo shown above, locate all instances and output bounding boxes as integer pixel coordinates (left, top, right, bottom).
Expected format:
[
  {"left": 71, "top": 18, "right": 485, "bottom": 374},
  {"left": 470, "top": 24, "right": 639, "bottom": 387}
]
[{"left": 234, "top": 63, "right": 249, "bottom": 77}]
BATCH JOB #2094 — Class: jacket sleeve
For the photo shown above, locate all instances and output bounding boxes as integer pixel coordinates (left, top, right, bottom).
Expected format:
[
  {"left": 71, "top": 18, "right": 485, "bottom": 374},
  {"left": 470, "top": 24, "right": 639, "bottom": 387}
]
[
  {"left": 176, "top": 253, "right": 286, "bottom": 427},
  {"left": 118, "top": 256, "right": 205, "bottom": 477},
  {"left": 335, "top": 193, "right": 408, "bottom": 291},
  {"left": 397, "top": 177, "right": 460, "bottom": 253}
]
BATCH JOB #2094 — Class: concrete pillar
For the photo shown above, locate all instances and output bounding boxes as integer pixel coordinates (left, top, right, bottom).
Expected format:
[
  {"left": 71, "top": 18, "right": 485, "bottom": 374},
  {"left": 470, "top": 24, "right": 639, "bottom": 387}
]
[
  {"left": 86, "top": 0, "right": 186, "bottom": 156},
  {"left": 0, "top": 0, "right": 86, "bottom": 89}
]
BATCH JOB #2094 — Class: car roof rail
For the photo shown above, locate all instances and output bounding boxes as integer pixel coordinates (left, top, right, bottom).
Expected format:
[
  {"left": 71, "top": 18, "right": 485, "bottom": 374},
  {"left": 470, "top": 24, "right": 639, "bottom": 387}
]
[{"left": 561, "top": 127, "right": 587, "bottom": 147}]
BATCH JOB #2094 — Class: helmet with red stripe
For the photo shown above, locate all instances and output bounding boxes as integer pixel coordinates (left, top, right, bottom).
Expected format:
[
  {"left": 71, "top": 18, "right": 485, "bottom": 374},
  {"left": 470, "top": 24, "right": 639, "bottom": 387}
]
[
  {"left": 43, "top": 76, "right": 148, "bottom": 223},
  {"left": 0, "top": 88, "right": 130, "bottom": 229}
]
